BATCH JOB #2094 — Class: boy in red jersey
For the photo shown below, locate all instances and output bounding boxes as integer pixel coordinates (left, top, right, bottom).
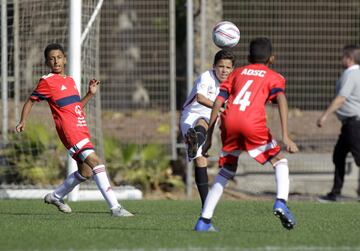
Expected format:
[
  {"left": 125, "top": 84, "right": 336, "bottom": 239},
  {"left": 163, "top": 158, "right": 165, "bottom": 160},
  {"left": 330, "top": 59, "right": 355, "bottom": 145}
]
[
  {"left": 195, "top": 37, "right": 298, "bottom": 231},
  {"left": 16, "top": 43, "right": 133, "bottom": 217}
]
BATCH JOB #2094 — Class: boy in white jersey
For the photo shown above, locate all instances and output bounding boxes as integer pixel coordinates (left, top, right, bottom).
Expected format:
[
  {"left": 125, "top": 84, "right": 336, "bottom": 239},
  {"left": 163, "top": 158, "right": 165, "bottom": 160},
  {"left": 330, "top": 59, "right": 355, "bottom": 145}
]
[{"left": 180, "top": 50, "right": 235, "bottom": 208}]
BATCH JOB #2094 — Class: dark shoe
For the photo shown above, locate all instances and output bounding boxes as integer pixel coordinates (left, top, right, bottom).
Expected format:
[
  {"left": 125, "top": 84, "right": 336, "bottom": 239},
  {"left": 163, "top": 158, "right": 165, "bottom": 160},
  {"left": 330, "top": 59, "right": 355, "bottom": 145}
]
[
  {"left": 317, "top": 192, "right": 337, "bottom": 202},
  {"left": 185, "top": 128, "right": 199, "bottom": 159}
]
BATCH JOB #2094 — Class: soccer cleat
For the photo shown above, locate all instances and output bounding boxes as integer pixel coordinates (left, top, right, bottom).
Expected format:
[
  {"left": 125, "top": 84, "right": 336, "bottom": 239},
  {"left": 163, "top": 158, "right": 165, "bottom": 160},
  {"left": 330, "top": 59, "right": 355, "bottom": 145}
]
[
  {"left": 194, "top": 218, "right": 218, "bottom": 232},
  {"left": 186, "top": 128, "right": 199, "bottom": 159},
  {"left": 44, "top": 193, "right": 72, "bottom": 213},
  {"left": 273, "top": 199, "right": 296, "bottom": 230},
  {"left": 110, "top": 206, "right": 134, "bottom": 217}
]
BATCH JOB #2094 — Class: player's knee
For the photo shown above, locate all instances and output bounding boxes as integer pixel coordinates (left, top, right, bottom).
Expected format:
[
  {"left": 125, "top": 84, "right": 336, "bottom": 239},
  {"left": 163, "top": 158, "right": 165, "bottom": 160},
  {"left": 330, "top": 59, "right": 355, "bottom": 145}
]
[
  {"left": 78, "top": 164, "right": 93, "bottom": 179},
  {"left": 270, "top": 154, "right": 287, "bottom": 166},
  {"left": 219, "top": 155, "right": 238, "bottom": 169},
  {"left": 194, "top": 156, "right": 207, "bottom": 167},
  {"left": 196, "top": 118, "right": 208, "bottom": 130},
  {"left": 80, "top": 169, "right": 93, "bottom": 179},
  {"left": 84, "top": 153, "right": 101, "bottom": 168}
]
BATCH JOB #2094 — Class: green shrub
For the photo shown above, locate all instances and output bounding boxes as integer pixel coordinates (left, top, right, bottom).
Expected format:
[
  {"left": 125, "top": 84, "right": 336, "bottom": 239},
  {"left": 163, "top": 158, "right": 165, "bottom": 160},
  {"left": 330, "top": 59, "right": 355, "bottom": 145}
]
[
  {"left": 3, "top": 122, "right": 65, "bottom": 185},
  {"left": 103, "top": 137, "right": 184, "bottom": 193}
]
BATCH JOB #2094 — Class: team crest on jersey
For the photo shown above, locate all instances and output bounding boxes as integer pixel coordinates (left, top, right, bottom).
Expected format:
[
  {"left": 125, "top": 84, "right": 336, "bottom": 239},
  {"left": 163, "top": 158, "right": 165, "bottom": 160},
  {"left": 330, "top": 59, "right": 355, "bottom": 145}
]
[
  {"left": 75, "top": 105, "right": 87, "bottom": 127},
  {"left": 61, "top": 85, "right": 67, "bottom": 91}
]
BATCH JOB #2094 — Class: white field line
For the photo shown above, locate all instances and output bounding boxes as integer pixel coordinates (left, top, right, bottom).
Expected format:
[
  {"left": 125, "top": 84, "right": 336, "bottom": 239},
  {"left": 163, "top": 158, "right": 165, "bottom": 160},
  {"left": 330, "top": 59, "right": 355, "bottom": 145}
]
[{"left": 77, "top": 246, "right": 360, "bottom": 251}]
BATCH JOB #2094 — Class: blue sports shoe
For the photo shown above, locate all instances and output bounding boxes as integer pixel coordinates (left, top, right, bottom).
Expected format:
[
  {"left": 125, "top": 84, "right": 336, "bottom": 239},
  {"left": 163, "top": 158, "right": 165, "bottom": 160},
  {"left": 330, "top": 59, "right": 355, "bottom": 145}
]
[
  {"left": 194, "top": 218, "right": 218, "bottom": 232},
  {"left": 273, "top": 199, "right": 296, "bottom": 230}
]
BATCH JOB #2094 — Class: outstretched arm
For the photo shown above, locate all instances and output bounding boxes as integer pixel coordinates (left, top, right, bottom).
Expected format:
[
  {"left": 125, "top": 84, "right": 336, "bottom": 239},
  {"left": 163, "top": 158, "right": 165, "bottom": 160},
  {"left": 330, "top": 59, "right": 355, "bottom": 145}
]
[
  {"left": 316, "top": 95, "right": 345, "bottom": 128},
  {"left": 276, "top": 93, "right": 298, "bottom": 153},
  {"left": 16, "top": 99, "right": 36, "bottom": 132},
  {"left": 81, "top": 79, "right": 100, "bottom": 107}
]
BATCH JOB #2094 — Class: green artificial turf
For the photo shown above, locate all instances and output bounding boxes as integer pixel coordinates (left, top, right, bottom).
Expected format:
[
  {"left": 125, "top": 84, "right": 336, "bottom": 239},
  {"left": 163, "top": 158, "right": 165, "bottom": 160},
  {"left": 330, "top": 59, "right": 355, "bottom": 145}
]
[{"left": 0, "top": 199, "right": 359, "bottom": 251}]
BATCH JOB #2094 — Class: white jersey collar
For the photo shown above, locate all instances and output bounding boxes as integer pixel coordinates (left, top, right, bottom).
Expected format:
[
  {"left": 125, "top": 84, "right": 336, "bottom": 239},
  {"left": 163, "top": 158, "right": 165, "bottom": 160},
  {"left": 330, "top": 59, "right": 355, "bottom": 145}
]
[{"left": 345, "top": 64, "right": 360, "bottom": 72}]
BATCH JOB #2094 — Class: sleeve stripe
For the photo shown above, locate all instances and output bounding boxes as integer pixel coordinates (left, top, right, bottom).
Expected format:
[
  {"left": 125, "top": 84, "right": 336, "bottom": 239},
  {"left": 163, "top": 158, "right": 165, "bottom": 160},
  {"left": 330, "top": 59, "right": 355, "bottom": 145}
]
[
  {"left": 218, "top": 89, "right": 229, "bottom": 100},
  {"left": 269, "top": 88, "right": 284, "bottom": 96},
  {"left": 30, "top": 91, "right": 48, "bottom": 100}
]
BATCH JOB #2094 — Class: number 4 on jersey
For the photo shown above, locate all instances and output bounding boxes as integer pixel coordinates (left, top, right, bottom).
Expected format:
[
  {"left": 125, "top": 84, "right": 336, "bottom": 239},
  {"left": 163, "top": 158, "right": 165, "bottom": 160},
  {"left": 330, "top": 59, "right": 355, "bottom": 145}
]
[{"left": 233, "top": 80, "right": 253, "bottom": 111}]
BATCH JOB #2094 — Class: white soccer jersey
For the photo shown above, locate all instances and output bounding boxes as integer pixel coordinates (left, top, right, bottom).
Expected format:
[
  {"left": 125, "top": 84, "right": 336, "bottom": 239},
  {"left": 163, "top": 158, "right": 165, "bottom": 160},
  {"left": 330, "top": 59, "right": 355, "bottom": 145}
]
[
  {"left": 181, "top": 70, "right": 220, "bottom": 117},
  {"left": 180, "top": 70, "right": 220, "bottom": 159}
]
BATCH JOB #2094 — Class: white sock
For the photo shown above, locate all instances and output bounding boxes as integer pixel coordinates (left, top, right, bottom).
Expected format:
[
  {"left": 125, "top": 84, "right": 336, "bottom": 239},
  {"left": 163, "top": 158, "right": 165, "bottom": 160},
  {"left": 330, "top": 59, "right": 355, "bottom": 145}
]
[
  {"left": 201, "top": 168, "right": 235, "bottom": 219},
  {"left": 93, "top": 165, "right": 120, "bottom": 209},
  {"left": 53, "top": 171, "right": 87, "bottom": 199},
  {"left": 274, "top": 158, "right": 290, "bottom": 201}
]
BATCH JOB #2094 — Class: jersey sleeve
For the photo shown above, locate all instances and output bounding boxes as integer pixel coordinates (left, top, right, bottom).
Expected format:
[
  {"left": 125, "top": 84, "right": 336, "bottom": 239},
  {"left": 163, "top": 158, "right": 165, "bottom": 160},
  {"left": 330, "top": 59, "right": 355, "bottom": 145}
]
[
  {"left": 30, "top": 78, "right": 51, "bottom": 102},
  {"left": 338, "top": 72, "right": 355, "bottom": 98},
  {"left": 216, "top": 70, "right": 236, "bottom": 102},
  {"left": 195, "top": 74, "right": 211, "bottom": 97},
  {"left": 268, "top": 73, "right": 286, "bottom": 103}
]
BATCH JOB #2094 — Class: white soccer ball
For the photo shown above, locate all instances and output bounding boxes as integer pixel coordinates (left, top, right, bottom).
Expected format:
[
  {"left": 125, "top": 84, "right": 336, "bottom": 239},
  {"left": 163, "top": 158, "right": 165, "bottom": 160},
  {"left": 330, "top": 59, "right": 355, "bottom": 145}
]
[{"left": 212, "top": 21, "right": 240, "bottom": 48}]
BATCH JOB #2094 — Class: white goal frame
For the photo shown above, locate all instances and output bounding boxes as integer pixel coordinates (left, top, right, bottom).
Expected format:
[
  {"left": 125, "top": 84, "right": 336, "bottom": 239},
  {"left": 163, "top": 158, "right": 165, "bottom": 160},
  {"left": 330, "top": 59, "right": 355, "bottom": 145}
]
[{"left": 67, "top": 0, "right": 104, "bottom": 201}]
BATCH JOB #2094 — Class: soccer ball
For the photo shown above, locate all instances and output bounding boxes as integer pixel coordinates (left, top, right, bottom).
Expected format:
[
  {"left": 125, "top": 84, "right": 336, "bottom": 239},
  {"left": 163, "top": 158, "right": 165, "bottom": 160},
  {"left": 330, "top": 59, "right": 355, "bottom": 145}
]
[{"left": 212, "top": 21, "right": 240, "bottom": 48}]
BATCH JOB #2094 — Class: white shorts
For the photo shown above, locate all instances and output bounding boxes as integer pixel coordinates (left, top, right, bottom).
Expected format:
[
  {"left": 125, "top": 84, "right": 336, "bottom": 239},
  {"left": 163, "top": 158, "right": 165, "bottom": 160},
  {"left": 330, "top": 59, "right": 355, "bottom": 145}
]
[{"left": 180, "top": 112, "right": 209, "bottom": 160}]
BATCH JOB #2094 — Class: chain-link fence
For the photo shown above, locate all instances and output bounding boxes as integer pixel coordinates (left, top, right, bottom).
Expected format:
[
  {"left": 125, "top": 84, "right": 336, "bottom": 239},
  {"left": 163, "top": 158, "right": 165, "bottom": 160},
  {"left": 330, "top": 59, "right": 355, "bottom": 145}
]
[
  {"left": 220, "top": 0, "right": 360, "bottom": 173},
  {"left": 1, "top": 0, "right": 359, "bottom": 188},
  {"left": 98, "top": 0, "right": 172, "bottom": 146}
]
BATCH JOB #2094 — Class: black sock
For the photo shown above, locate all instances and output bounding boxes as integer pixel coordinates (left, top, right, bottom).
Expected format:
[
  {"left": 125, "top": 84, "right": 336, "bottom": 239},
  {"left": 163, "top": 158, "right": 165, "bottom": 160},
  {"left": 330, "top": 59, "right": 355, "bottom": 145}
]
[
  {"left": 195, "top": 166, "right": 208, "bottom": 208},
  {"left": 194, "top": 125, "right": 207, "bottom": 145}
]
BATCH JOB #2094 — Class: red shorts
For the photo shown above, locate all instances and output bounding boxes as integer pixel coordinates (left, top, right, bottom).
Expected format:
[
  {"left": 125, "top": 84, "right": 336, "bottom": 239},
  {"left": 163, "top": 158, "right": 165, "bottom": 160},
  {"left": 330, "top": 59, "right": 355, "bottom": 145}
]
[
  {"left": 67, "top": 138, "right": 95, "bottom": 162},
  {"left": 220, "top": 118, "right": 280, "bottom": 165},
  {"left": 55, "top": 124, "right": 95, "bottom": 162}
]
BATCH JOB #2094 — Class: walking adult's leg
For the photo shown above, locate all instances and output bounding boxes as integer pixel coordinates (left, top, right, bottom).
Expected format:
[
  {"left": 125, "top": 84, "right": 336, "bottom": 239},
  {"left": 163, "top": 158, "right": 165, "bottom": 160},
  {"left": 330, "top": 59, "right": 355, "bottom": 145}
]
[{"left": 331, "top": 130, "right": 350, "bottom": 196}]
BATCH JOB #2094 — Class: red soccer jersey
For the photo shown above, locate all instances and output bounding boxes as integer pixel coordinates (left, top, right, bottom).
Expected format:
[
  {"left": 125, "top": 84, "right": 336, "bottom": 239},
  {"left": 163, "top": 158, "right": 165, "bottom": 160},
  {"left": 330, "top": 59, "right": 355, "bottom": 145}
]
[
  {"left": 218, "top": 63, "right": 285, "bottom": 132},
  {"left": 30, "top": 73, "right": 91, "bottom": 149},
  {"left": 216, "top": 64, "right": 285, "bottom": 161}
]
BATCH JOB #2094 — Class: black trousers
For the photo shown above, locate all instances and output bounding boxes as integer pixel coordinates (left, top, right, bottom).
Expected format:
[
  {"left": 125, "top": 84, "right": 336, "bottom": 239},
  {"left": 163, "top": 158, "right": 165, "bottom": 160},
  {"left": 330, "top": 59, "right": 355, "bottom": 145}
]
[{"left": 331, "top": 117, "right": 360, "bottom": 195}]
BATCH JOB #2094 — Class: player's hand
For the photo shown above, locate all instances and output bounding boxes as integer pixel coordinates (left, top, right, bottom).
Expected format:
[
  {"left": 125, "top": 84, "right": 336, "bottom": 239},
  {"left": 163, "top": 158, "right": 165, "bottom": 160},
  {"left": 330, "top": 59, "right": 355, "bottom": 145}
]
[
  {"left": 15, "top": 122, "right": 25, "bottom": 132},
  {"left": 316, "top": 115, "right": 326, "bottom": 128},
  {"left": 283, "top": 136, "right": 299, "bottom": 153},
  {"left": 88, "top": 79, "right": 100, "bottom": 95},
  {"left": 201, "top": 138, "right": 212, "bottom": 157}
]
